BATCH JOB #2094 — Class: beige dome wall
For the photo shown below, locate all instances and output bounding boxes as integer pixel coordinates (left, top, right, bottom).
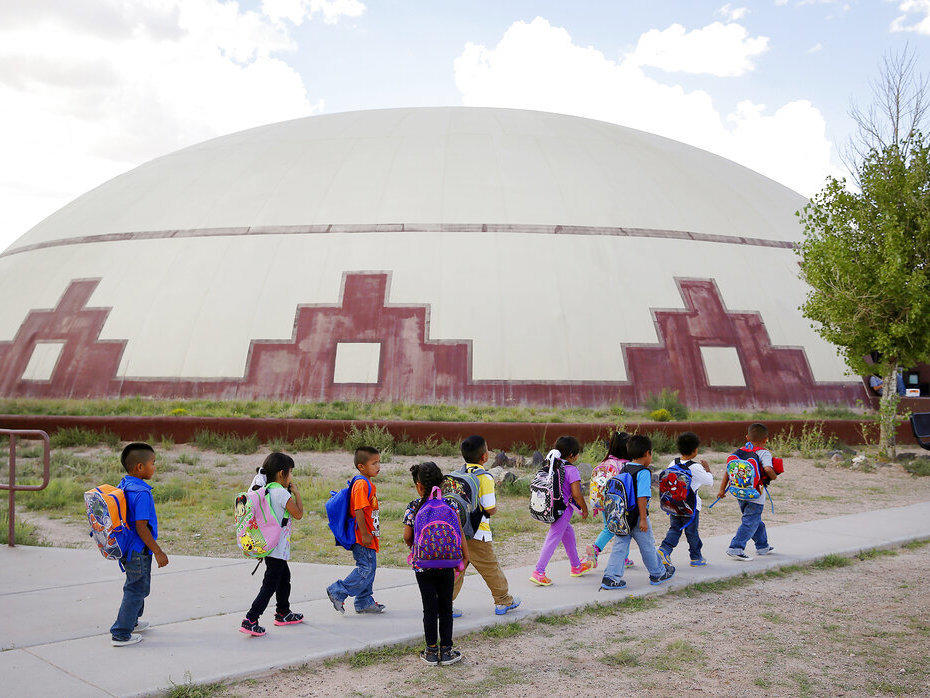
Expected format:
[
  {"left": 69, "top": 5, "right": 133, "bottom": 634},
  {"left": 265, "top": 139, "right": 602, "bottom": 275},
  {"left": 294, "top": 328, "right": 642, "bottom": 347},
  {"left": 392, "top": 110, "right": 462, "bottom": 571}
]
[{"left": 0, "top": 108, "right": 860, "bottom": 409}]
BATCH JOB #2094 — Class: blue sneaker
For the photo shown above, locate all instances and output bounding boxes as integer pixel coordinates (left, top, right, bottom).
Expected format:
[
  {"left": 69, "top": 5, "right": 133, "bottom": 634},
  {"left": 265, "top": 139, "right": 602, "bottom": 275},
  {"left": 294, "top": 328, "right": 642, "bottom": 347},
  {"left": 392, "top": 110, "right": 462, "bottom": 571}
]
[
  {"left": 494, "top": 596, "right": 521, "bottom": 615},
  {"left": 452, "top": 607, "right": 463, "bottom": 619},
  {"left": 649, "top": 565, "right": 675, "bottom": 585},
  {"left": 599, "top": 577, "right": 626, "bottom": 591},
  {"left": 690, "top": 558, "right": 707, "bottom": 567}
]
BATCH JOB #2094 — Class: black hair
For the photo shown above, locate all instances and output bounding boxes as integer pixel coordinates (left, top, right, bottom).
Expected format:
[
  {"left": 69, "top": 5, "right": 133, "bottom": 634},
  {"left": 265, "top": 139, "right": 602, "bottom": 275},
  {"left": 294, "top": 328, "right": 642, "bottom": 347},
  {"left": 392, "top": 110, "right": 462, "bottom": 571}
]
[
  {"left": 747, "top": 423, "right": 769, "bottom": 442},
  {"left": 627, "top": 434, "right": 652, "bottom": 460},
  {"left": 554, "top": 435, "right": 581, "bottom": 459},
  {"left": 354, "top": 446, "right": 380, "bottom": 467},
  {"left": 120, "top": 442, "right": 155, "bottom": 474},
  {"left": 677, "top": 431, "right": 700, "bottom": 457},
  {"left": 259, "top": 452, "right": 295, "bottom": 484},
  {"left": 461, "top": 435, "right": 487, "bottom": 464},
  {"left": 606, "top": 431, "right": 630, "bottom": 460},
  {"left": 410, "top": 461, "right": 444, "bottom": 506}
]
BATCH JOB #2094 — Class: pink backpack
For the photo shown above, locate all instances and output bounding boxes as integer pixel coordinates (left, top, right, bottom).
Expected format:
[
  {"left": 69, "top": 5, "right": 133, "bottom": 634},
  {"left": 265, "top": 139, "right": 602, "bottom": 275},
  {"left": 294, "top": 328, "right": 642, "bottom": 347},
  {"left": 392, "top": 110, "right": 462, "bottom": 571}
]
[
  {"left": 413, "top": 487, "right": 464, "bottom": 569},
  {"left": 234, "top": 483, "right": 286, "bottom": 558}
]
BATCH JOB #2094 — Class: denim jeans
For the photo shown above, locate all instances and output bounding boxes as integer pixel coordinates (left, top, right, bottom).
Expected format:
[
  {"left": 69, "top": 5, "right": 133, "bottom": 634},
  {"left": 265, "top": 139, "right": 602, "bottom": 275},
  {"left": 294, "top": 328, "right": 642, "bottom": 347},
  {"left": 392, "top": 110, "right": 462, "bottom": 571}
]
[
  {"left": 602, "top": 516, "right": 665, "bottom": 580},
  {"left": 728, "top": 501, "right": 768, "bottom": 552},
  {"left": 110, "top": 552, "right": 152, "bottom": 641},
  {"left": 328, "top": 544, "right": 378, "bottom": 611},
  {"left": 659, "top": 510, "right": 703, "bottom": 561}
]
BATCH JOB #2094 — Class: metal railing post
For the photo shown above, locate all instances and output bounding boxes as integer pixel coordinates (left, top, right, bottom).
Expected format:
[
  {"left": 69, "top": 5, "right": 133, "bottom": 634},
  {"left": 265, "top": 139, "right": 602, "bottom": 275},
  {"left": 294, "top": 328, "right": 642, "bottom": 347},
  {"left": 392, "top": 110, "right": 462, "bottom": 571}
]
[{"left": 1, "top": 429, "right": 51, "bottom": 547}]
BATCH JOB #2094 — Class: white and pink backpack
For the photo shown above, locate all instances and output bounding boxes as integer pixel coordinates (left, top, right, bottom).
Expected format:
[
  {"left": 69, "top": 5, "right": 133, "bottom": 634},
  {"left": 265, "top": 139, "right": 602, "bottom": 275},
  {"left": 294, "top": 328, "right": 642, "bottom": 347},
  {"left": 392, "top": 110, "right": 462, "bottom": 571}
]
[{"left": 234, "top": 482, "right": 287, "bottom": 559}]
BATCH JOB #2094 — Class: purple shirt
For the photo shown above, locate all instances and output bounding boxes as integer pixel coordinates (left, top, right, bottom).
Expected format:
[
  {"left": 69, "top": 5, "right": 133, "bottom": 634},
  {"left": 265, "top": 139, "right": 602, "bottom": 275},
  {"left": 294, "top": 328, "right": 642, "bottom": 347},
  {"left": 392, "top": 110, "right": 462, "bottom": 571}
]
[{"left": 562, "top": 463, "right": 581, "bottom": 510}]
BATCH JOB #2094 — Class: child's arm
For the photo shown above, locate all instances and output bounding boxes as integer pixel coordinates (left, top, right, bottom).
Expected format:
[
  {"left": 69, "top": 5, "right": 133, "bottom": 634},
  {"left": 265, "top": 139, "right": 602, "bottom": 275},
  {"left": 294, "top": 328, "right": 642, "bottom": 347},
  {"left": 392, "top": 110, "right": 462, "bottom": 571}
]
[
  {"left": 354, "top": 509, "right": 374, "bottom": 546},
  {"left": 455, "top": 516, "right": 469, "bottom": 567},
  {"left": 717, "top": 470, "right": 729, "bottom": 499},
  {"left": 403, "top": 524, "right": 414, "bottom": 548},
  {"left": 135, "top": 520, "right": 168, "bottom": 567},
  {"left": 570, "top": 480, "right": 589, "bottom": 519},
  {"left": 637, "top": 496, "right": 649, "bottom": 532},
  {"left": 285, "top": 482, "right": 304, "bottom": 520}
]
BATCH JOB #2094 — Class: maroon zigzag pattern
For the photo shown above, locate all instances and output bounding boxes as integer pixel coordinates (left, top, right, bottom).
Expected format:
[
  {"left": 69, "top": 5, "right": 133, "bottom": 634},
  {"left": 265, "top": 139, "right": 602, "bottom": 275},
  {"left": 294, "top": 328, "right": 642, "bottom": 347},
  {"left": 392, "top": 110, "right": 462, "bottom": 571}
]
[{"left": 0, "top": 273, "right": 860, "bottom": 408}]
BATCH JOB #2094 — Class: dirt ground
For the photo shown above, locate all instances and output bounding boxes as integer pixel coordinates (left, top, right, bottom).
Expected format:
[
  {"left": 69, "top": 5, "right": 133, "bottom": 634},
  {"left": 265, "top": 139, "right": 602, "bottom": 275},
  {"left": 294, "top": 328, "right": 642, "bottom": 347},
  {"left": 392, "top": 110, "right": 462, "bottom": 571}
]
[{"left": 221, "top": 543, "right": 930, "bottom": 697}]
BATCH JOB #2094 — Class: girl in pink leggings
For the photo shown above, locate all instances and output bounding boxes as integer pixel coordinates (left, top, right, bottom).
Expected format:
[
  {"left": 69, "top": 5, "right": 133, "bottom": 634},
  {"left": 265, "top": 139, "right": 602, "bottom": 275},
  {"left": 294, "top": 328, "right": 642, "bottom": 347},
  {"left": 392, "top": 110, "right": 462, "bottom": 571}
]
[{"left": 530, "top": 436, "right": 591, "bottom": 586}]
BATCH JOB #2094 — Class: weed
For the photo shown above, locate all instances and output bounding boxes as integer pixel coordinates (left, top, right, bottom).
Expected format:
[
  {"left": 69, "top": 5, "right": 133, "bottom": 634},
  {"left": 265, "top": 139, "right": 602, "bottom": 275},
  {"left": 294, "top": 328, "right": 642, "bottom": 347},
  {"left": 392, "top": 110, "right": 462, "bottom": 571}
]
[
  {"left": 153, "top": 479, "right": 188, "bottom": 503},
  {"left": 343, "top": 424, "right": 395, "bottom": 459},
  {"left": 868, "top": 682, "right": 909, "bottom": 695},
  {"left": 50, "top": 427, "right": 119, "bottom": 449},
  {"left": 760, "top": 611, "right": 786, "bottom": 624},
  {"left": 346, "top": 642, "right": 418, "bottom": 668},
  {"left": 164, "top": 679, "right": 224, "bottom": 698},
  {"left": 646, "top": 430, "right": 676, "bottom": 454},
  {"left": 812, "top": 554, "right": 852, "bottom": 569},
  {"left": 856, "top": 548, "right": 897, "bottom": 561},
  {"left": 24, "top": 479, "right": 87, "bottom": 509},
  {"left": 601, "top": 648, "right": 639, "bottom": 666},
  {"left": 498, "top": 477, "right": 531, "bottom": 497},
  {"left": 643, "top": 389, "right": 689, "bottom": 420},
  {"left": 534, "top": 613, "right": 573, "bottom": 626},
  {"left": 903, "top": 459, "right": 930, "bottom": 477},
  {"left": 175, "top": 453, "right": 200, "bottom": 466},
  {"left": 650, "top": 408, "right": 672, "bottom": 422},
  {"left": 754, "top": 677, "right": 771, "bottom": 688},
  {"left": 902, "top": 538, "right": 930, "bottom": 550},
  {"left": 192, "top": 431, "right": 259, "bottom": 454},
  {"left": 811, "top": 402, "right": 858, "bottom": 419},
  {"left": 480, "top": 621, "right": 522, "bottom": 639},
  {"left": 0, "top": 506, "right": 46, "bottom": 545}
]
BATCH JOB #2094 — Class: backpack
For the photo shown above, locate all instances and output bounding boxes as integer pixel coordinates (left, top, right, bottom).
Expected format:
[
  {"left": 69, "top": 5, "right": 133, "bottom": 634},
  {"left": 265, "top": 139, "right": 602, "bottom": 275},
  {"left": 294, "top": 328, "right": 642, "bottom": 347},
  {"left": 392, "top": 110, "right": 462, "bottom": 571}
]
[
  {"left": 440, "top": 464, "right": 487, "bottom": 539},
  {"left": 589, "top": 456, "right": 626, "bottom": 513},
  {"left": 603, "top": 472, "right": 637, "bottom": 535},
  {"left": 84, "top": 484, "right": 130, "bottom": 560},
  {"left": 725, "top": 448, "right": 766, "bottom": 504},
  {"left": 659, "top": 458, "right": 697, "bottom": 530},
  {"left": 325, "top": 475, "right": 372, "bottom": 550},
  {"left": 234, "top": 482, "right": 288, "bottom": 559},
  {"left": 528, "top": 454, "right": 567, "bottom": 524},
  {"left": 412, "top": 487, "right": 464, "bottom": 568}
]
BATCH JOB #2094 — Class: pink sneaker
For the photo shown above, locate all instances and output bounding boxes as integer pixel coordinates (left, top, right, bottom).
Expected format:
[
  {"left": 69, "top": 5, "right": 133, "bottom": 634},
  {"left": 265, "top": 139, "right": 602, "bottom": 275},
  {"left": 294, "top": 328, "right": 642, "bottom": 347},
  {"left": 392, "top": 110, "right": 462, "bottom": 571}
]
[
  {"left": 585, "top": 544, "right": 600, "bottom": 569},
  {"left": 529, "top": 570, "right": 552, "bottom": 586},
  {"left": 570, "top": 560, "right": 593, "bottom": 577},
  {"left": 625, "top": 557, "right": 635, "bottom": 568}
]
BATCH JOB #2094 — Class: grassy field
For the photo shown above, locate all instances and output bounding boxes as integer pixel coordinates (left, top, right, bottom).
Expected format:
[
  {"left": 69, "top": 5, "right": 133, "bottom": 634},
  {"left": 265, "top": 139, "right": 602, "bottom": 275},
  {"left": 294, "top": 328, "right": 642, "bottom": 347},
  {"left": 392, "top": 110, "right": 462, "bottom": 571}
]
[{"left": 0, "top": 394, "right": 865, "bottom": 424}]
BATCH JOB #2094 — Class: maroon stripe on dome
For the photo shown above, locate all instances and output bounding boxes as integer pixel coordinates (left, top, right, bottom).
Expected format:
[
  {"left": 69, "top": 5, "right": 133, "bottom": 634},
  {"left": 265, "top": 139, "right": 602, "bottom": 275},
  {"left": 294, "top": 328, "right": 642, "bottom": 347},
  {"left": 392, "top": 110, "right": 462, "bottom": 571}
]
[{"left": 0, "top": 223, "right": 797, "bottom": 258}]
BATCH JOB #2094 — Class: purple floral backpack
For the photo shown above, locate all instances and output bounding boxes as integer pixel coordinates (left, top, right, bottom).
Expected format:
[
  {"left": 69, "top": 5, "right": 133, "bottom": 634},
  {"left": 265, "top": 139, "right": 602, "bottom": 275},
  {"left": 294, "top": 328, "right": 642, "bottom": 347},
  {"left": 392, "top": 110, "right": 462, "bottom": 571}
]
[{"left": 413, "top": 487, "right": 464, "bottom": 569}]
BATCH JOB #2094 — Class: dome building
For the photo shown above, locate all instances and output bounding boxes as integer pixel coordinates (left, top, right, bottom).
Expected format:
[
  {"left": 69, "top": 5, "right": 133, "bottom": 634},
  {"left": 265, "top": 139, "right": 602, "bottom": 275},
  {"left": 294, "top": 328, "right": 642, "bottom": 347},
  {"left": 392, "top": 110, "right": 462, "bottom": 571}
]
[{"left": 0, "top": 107, "right": 861, "bottom": 409}]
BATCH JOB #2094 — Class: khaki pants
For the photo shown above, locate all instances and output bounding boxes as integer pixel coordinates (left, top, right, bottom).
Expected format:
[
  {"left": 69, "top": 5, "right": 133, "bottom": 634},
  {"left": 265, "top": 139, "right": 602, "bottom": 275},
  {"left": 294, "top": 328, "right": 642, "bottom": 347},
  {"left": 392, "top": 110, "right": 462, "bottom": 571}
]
[{"left": 453, "top": 538, "right": 512, "bottom": 606}]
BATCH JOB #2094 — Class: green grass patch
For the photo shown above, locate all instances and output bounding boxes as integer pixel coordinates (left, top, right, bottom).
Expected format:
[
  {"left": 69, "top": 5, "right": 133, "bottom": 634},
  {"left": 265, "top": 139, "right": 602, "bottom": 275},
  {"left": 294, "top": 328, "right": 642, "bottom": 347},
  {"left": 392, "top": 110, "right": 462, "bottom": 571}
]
[
  {"left": 192, "top": 431, "right": 259, "bottom": 454},
  {"left": 812, "top": 553, "right": 852, "bottom": 569},
  {"left": 601, "top": 648, "right": 640, "bottom": 666},
  {"left": 903, "top": 459, "right": 930, "bottom": 477},
  {"left": 902, "top": 538, "right": 930, "bottom": 550},
  {"left": 164, "top": 679, "right": 225, "bottom": 698},
  {"left": 856, "top": 548, "right": 897, "bottom": 561},
  {"left": 479, "top": 621, "right": 523, "bottom": 639},
  {"left": 0, "top": 507, "right": 46, "bottom": 545},
  {"left": 345, "top": 642, "right": 418, "bottom": 668},
  {"left": 50, "top": 427, "right": 119, "bottom": 449}
]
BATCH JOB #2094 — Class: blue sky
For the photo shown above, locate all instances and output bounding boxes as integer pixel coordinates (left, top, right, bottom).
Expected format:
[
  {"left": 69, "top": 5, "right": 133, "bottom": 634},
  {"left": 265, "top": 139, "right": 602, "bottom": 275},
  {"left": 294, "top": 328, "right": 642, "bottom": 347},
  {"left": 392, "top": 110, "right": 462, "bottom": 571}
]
[{"left": 1, "top": 0, "right": 928, "bottom": 251}]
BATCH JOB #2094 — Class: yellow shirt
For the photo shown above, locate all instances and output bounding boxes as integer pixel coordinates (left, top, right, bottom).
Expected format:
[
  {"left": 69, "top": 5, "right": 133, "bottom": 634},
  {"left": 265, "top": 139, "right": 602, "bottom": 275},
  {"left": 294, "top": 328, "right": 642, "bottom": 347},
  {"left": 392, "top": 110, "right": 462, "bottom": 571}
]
[{"left": 466, "top": 463, "right": 496, "bottom": 542}]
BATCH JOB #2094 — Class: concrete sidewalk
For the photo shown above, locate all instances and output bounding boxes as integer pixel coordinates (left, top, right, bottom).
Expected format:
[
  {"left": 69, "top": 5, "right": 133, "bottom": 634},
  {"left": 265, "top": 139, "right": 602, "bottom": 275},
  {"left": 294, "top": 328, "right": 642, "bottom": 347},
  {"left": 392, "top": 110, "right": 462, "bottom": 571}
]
[{"left": 2, "top": 501, "right": 929, "bottom": 697}]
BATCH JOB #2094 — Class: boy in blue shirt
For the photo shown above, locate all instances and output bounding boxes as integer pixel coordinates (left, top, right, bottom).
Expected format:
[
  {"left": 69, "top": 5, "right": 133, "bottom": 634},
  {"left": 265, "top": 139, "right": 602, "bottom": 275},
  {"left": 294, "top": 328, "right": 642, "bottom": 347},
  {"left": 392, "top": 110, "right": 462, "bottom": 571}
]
[
  {"left": 110, "top": 442, "right": 169, "bottom": 646},
  {"left": 600, "top": 434, "right": 675, "bottom": 590}
]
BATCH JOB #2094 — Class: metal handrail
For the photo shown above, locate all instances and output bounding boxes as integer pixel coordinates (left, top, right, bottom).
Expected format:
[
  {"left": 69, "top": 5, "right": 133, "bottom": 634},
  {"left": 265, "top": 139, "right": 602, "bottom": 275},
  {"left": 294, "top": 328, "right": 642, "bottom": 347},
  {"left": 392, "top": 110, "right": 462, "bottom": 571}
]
[{"left": 0, "top": 429, "right": 51, "bottom": 547}]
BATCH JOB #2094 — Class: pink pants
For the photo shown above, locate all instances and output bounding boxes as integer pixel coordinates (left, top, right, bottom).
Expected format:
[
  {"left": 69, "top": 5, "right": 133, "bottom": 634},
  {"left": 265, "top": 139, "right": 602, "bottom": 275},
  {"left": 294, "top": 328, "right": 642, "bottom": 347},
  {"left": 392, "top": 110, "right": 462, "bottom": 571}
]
[{"left": 535, "top": 507, "right": 581, "bottom": 574}]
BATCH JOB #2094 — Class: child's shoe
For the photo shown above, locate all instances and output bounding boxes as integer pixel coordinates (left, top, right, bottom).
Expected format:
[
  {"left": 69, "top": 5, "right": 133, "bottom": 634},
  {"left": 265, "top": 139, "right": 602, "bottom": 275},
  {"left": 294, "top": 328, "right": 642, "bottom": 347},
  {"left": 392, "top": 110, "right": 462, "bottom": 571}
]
[
  {"left": 690, "top": 558, "right": 707, "bottom": 567},
  {"left": 420, "top": 645, "right": 439, "bottom": 665},
  {"left": 529, "top": 571, "right": 552, "bottom": 586},
  {"left": 111, "top": 634, "right": 143, "bottom": 646},
  {"left": 274, "top": 611, "right": 304, "bottom": 625},
  {"left": 452, "top": 606, "right": 463, "bottom": 619},
  {"left": 356, "top": 602, "right": 385, "bottom": 614},
  {"left": 726, "top": 549, "right": 752, "bottom": 561},
  {"left": 439, "top": 647, "right": 463, "bottom": 666},
  {"left": 625, "top": 557, "right": 634, "bottom": 568},
  {"left": 570, "top": 560, "right": 593, "bottom": 577},
  {"left": 133, "top": 620, "right": 150, "bottom": 632},
  {"left": 649, "top": 565, "right": 676, "bottom": 586},
  {"left": 599, "top": 577, "right": 626, "bottom": 591},
  {"left": 326, "top": 587, "right": 345, "bottom": 614},
  {"left": 494, "top": 596, "right": 521, "bottom": 615},
  {"left": 239, "top": 618, "right": 266, "bottom": 637},
  {"left": 585, "top": 544, "right": 600, "bottom": 568},
  {"left": 756, "top": 545, "right": 775, "bottom": 556},
  {"left": 657, "top": 549, "right": 670, "bottom": 567}
]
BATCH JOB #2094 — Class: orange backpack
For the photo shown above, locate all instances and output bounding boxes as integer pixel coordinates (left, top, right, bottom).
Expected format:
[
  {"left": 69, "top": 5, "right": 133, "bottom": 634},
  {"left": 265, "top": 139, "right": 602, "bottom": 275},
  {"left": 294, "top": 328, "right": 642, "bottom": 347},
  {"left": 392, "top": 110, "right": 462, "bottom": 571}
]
[{"left": 84, "top": 485, "right": 130, "bottom": 560}]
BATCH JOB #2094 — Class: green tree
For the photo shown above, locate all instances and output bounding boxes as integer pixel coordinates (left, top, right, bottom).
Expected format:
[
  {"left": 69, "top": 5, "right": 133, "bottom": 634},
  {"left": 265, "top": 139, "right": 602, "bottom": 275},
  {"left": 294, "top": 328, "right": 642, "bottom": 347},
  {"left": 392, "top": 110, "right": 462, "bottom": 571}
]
[{"left": 798, "top": 139, "right": 930, "bottom": 457}]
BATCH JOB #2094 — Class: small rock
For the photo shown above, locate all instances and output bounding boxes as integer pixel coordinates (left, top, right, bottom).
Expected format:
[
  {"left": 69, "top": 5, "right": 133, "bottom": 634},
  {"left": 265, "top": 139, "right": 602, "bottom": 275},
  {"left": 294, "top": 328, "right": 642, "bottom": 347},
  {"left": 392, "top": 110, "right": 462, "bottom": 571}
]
[
  {"left": 492, "top": 451, "right": 518, "bottom": 469},
  {"left": 488, "top": 466, "right": 506, "bottom": 484},
  {"left": 828, "top": 449, "right": 854, "bottom": 460},
  {"left": 501, "top": 470, "right": 517, "bottom": 486},
  {"left": 531, "top": 451, "right": 545, "bottom": 469},
  {"left": 851, "top": 455, "right": 872, "bottom": 469},
  {"left": 895, "top": 453, "right": 917, "bottom": 462}
]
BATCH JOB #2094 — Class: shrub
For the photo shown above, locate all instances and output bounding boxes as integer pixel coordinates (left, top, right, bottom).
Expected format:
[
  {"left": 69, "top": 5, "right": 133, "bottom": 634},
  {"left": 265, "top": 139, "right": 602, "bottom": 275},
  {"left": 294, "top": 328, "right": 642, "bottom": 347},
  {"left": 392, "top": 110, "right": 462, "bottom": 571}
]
[
  {"left": 153, "top": 479, "right": 187, "bottom": 503},
  {"left": 646, "top": 430, "right": 676, "bottom": 454},
  {"left": 903, "top": 459, "right": 930, "bottom": 477},
  {"left": 343, "top": 424, "right": 395, "bottom": 458},
  {"left": 24, "top": 479, "right": 87, "bottom": 509},
  {"left": 650, "top": 408, "right": 672, "bottom": 422},
  {"left": 192, "top": 431, "right": 259, "bottom": 454},
  {"left": 643, "top": 389, "right": 688, "bottom": 421},
  {"left": 50, "top": 427, "right": 119, "bottom": 449},
  {"left": 169, "top": 408, "right": 189, "bottom": 416}
]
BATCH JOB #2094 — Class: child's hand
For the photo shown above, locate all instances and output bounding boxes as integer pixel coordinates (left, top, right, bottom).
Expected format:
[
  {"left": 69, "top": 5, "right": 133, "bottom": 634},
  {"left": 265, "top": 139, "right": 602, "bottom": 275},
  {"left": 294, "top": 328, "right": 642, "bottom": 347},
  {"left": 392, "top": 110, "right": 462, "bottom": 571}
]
[
  {"left": 155, "top": 551, "right": 169, "bottom": 568},
  {"left": 638, "top": 519, "right": 648, "bottom": 533},
  {"left": 701, "top": 459, "right": 711, "bottom": 472},
  {"left": 581, "top": 507, "right": 589, "bottom": 520}
]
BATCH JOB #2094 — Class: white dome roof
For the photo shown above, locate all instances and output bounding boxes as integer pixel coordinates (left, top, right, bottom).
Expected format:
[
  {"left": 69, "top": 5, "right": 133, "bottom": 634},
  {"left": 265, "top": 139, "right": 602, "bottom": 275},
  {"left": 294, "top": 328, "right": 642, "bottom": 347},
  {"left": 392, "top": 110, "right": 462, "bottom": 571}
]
[{"left": 10, "top": 107, "right": 806, "bottom": 251}]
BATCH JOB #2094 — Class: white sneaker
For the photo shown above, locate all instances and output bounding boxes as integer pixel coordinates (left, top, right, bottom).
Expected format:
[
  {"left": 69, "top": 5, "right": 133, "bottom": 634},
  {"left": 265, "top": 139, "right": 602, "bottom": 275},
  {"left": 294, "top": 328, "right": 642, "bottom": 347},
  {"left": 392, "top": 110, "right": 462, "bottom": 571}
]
[
  {"left": 134, "top": 621, "right": 150, "bottom": 632},
  {"left": 756, "top": 546, "right": 775, "bottom": 556},
  {"left": 726, "top": 549, "right": 752, "bottom": 561},
  {"left": 111, "top": 634, "right": 143, "bottom": 647}
]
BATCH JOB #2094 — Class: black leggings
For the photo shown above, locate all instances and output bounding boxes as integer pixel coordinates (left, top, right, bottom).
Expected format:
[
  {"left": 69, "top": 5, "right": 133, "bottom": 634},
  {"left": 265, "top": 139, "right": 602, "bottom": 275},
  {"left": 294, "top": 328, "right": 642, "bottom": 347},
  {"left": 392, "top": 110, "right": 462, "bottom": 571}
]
[
  {"left": 247, "top": 557, "right": 291, "bottom": 622},
  {"left": 415, "top": 567, "right": 454, "bottom": 648}
]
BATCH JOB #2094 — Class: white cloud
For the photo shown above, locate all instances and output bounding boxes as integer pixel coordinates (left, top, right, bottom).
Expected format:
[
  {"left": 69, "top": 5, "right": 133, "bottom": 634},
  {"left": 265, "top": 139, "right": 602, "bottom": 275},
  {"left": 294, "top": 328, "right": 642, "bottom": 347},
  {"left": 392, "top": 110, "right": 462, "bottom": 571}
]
[
  {"left": 627, "top": 21, "right": 769, "bottom": 77},
  {"left": 716, "top": 4, "right": 750, "bottom": 21},
  {"left": 455, "top": 17, "right": 837, "bottom": 196},
  {"left": 890, "top": 0, "right": 930, "bottom": 33},
  {"left": 261, "top": 0, "right": 364, "bottom": 26},
  {"left": 0, "top": 0, "right": 362, "bottom": 251},
  {"left": 807, "top": 41, "right": 824, "bottom": 52}
]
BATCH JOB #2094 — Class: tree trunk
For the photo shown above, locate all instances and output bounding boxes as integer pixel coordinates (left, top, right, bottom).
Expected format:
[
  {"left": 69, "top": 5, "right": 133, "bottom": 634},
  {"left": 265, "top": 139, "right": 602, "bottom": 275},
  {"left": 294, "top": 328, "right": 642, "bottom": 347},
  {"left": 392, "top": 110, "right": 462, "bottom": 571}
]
[{"left": 878, "top": 363, "right": 900, "bottom": 459}]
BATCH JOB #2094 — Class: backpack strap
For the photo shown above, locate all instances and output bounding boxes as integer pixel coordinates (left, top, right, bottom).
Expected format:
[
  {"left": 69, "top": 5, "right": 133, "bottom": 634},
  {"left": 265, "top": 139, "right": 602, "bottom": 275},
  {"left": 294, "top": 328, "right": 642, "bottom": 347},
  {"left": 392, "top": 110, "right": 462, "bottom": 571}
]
[{"left": 429, "top": 486, "right": 443, "bottom": 500}]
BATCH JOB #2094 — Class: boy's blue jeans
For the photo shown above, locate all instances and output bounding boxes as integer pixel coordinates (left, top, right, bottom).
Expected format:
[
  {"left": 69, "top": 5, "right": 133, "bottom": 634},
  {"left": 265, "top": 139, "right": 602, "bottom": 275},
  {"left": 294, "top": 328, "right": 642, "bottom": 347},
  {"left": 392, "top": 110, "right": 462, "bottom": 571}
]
[
  {"left": 602, "top": 517, "right": 665, "bottom": 580},
  {"left": 328, "top": 544, "right": 378, "bottom": 611},
  {"left": 110, "top": 552, "right": 152, "bottom": 641},
  {"left": 659, "top": 511, "right": 703, "bottom": 561},
  {"left": 728, "top": 501, "right": 768, "bottom": 552}
]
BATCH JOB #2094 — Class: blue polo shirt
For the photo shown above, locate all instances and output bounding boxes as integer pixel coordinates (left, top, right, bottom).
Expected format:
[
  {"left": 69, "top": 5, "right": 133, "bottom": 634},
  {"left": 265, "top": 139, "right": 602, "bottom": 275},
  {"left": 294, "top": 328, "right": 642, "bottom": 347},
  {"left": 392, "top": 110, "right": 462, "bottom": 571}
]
[
  {"left": 118, "top": 476, "right": 158, "bottom": 560},
  {"left": 635, "top": 468, "right": 652, "bottom": 500}
]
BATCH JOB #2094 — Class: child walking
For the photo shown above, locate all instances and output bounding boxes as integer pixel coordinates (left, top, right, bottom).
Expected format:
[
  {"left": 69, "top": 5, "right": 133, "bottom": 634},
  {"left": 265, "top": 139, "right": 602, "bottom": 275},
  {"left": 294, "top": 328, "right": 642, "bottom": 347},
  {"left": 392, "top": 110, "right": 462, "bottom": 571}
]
[
  {"left": 586, "top": 430, "right": 634, "bottom": 571},
  {"left": 240, "top": 452, "right": 305, "bottom": 637},
  {"left": 530, "top": 436, "right": 591, "bottom": 586},
  {"left": 720, "top": 423, "right": 779, "bottom": 560},
  {"left": 600, "top": 434, "right": 675, "bottom": 590},
  {"left": 403, "top": 462, "right": 468, "bottom": 666},
  {"left": 657, "top": 432, "right": 713, "bottom": 567},
  {"left": 110, "top": 442, "right": 169, "bottom": 646},
  {"left": 327, "top": 447, "right": 385, "bottom": 614}
]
